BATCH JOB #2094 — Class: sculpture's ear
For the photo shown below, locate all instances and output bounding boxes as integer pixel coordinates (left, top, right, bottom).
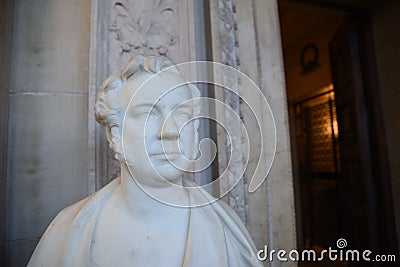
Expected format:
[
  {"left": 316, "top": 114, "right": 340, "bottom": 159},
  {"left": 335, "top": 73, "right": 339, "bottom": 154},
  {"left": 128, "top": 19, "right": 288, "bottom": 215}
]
[{"left": 108, "top": 125, "right": 124, "bottom": 162}]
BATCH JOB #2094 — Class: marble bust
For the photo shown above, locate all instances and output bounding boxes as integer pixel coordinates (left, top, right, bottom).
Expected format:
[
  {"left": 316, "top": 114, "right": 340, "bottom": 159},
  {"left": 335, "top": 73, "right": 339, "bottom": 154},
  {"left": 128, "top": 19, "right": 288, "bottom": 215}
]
[{"left": 28, "top": 55, "right": 262, "bottom": 267}]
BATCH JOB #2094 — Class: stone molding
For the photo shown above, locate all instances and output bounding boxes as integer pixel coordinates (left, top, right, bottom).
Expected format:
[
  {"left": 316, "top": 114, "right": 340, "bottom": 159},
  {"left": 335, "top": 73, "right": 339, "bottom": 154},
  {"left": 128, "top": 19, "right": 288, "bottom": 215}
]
[{"left": 216, "top": 0, "right": 248, "bottom": 224}]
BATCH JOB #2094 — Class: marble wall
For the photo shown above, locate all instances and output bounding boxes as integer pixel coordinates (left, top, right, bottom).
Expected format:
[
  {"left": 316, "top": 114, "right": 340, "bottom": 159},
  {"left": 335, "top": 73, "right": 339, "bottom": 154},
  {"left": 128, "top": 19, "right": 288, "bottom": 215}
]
[{"left": 5, "top": 0, "right": 91, "bottom": 265}]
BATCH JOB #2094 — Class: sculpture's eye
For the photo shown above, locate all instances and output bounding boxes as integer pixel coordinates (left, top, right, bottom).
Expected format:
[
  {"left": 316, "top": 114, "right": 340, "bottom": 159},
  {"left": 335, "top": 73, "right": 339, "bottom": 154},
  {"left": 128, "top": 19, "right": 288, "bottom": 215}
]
[
  {"left": 138, "top": 111, "right": 157, "bottom": 121},
  {"left": 175, "top": 110, "right": 191, "bottom": 120},
  {"left": 131, "top": 106, "right": 158, "bottom": 120},
  {"left": 140, "top": 111, "right": 155, "bottom": 117},
  {"left": 173, "top": 106, "right": 192, "bottom": 121}
]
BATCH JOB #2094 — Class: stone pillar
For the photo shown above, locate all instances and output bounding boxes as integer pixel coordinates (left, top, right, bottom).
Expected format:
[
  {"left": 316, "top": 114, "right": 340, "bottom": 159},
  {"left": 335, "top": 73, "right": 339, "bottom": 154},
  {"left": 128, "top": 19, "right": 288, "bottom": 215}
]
[
  {"left": 6, "top": 0, "right": 91, "bottom": 265},
  {"left": 209, "top": 0, "right": 297, "bottom": 265}
]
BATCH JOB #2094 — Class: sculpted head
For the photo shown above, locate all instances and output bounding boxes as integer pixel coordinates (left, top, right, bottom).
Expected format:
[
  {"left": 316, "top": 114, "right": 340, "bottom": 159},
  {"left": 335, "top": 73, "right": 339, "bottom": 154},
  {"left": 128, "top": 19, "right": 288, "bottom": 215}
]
[{"left": 95, "top": 55, "right": 201, "bottom": 185}]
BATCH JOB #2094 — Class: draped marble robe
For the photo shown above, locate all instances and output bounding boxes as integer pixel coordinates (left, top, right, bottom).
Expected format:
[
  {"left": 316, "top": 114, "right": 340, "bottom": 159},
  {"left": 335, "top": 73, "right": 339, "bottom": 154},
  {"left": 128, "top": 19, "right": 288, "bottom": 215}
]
[{"left": 28, "top": 177, "right": 262, "bottom": 267}]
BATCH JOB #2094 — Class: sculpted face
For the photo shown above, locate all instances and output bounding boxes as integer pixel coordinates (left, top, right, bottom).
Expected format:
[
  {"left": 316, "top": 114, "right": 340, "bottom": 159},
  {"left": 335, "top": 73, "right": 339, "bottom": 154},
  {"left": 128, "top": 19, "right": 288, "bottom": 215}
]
[{"left": 119, "top": 71, "right": 197, "bottom": 187}]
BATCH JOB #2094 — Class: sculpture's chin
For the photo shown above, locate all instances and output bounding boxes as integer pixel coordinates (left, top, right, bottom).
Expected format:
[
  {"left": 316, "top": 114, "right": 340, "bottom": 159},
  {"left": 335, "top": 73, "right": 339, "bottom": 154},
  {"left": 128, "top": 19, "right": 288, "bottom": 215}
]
[
  {"left": 150, "top": 155, "right": 189, "bottom": 181},
  {"left": 155, "top": 166, "right": 184, "bottom": 185}
]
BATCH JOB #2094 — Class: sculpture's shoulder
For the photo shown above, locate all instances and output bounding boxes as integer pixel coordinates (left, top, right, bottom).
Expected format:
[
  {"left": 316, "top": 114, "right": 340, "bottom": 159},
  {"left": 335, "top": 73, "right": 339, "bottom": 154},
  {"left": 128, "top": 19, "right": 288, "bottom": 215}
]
[
  {"left": 184, "top": 182, "right": 262, "bottom": 267},
  {"left": 43, "top": 177, "right": 121, "bottom": 234},
  {"left": 212, "top": 198, "right": 255, "bottom": 243},
  {"left": 51, "top": 196, "right": 91, "bottom": 225},
  {"left": 211, "top": 200, "right": 263, "bottom": 266},
  {"left": 28, "top": 178, "right": 121, "bottom": 267},
  {"left": 27, "top": 197, "right": 90, "bottom": 266}
]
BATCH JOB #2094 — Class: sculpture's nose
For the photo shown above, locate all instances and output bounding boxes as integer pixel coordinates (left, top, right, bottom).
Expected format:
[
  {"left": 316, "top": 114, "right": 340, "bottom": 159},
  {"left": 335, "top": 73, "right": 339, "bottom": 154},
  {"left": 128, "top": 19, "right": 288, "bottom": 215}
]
[{"left": 158, "top": 117, "right": 179, "bottom": 140}]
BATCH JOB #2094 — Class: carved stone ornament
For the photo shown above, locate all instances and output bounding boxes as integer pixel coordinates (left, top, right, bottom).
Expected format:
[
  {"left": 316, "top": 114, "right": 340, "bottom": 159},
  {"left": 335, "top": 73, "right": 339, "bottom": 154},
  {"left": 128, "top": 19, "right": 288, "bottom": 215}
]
[
  {"left": 109, "top": 0, "right": 179, "bottom": 56},
  {"left": 217, "top": 0, "right": 248, "bottom": 224}
]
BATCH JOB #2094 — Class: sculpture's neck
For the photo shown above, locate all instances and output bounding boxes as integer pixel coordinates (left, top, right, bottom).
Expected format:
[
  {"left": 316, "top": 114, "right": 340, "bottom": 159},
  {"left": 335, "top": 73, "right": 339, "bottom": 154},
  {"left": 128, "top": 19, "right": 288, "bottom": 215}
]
[{"left": 119, "top": 164, "right": 189, "bottom": 217}]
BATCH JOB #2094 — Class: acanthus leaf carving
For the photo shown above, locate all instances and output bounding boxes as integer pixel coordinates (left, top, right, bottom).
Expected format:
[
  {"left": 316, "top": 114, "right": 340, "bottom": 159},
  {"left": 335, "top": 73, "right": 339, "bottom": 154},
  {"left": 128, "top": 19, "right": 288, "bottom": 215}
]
[{"left": 110, "top": 0, "right": 179, "bottom": 56}]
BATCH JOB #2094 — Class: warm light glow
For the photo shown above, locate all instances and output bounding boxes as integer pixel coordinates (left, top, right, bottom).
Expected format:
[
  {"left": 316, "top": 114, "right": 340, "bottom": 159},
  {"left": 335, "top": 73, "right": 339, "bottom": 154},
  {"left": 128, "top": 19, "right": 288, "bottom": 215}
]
[
  {"left": 333, "top": 117, "right": 339, "bottom": 138},
  {"left": 323, "top": 114, "right": 338, "bottom": 138}
]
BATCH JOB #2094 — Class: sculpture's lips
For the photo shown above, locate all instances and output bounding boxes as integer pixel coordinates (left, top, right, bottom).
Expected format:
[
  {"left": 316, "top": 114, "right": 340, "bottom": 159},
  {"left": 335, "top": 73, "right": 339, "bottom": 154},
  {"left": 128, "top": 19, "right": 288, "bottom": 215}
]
[{"left": 150, "top": 152, "right": 181, "bottom": 161}]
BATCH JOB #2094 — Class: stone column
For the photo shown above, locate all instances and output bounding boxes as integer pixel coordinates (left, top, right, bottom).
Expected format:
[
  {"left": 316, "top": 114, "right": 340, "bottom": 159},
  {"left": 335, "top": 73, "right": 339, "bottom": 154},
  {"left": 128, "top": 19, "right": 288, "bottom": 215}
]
[
  {"left": 209, "top": 0, "right": 297, "bottom": 264},
  {"left": 6, "top": 0, "right": 91, "bottom": 265}
]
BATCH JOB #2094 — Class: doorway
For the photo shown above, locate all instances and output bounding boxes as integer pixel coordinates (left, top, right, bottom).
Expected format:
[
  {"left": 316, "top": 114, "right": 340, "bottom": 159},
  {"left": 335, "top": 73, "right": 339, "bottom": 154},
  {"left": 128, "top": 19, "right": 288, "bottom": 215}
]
[
  {"left": 279, "top": 0, "right": 398, "bottom": 265},
  {"left": 292, "top": 87, "right": 342, "bottom": 249},
  {"left": 279, "top": 0, "right": 347, "bottom": 249}
]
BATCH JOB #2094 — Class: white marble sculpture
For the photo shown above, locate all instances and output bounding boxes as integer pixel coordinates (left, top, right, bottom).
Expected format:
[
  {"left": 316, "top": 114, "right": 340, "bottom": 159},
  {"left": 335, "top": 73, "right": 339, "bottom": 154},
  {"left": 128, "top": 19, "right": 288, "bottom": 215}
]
[{"left": 28, "top": 55, "right": 262, "bottom": 267}]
